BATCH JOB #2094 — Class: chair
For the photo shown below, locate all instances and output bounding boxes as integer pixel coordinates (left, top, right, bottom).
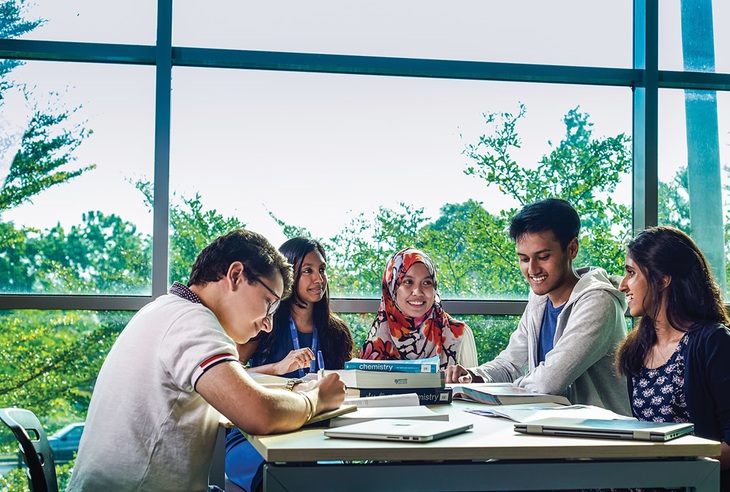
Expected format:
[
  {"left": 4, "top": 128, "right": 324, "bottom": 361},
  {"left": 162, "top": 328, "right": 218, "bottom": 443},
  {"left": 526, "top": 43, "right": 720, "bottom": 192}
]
[
  {"left": 0, "top": 407, "right": 58, "bottom": 492},
  {"left": 457, "top": 324, "right": 479, "bottom": 367}
]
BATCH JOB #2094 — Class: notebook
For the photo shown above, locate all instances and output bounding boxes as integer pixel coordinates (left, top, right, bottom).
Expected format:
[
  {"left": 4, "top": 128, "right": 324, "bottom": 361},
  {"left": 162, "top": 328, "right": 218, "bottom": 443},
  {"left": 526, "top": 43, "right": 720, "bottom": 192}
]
[
  {"left": 303, "top": 404, "right": 358, "bottom": 427},
  {"left": 514, "top": 417, "right": 694, "bottom": 442},
  {"left": 324, "top": 418, "right": 473, "bottom": 442}
]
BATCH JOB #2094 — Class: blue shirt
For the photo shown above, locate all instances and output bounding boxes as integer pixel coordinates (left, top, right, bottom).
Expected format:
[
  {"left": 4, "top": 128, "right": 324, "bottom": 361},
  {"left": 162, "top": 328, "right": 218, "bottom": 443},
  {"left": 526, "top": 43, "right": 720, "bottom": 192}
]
[{"left": 538, "top": 298, "right": 564, "bottom": 363}]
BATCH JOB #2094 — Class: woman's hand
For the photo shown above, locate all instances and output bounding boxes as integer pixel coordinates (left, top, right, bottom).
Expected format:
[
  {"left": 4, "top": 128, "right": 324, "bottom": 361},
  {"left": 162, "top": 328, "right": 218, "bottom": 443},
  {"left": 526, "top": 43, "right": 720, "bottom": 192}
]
[{"left": 276, "top": 348, "right": 314, "bottom": 374}]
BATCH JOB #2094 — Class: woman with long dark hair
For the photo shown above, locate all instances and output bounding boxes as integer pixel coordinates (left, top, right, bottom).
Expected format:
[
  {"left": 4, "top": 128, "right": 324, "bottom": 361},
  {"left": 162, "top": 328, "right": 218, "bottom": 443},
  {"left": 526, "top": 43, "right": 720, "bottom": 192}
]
[
  {"left": 240, "top": 237, "right": 354, "bottom": 376},
  {"left": 225, "top": 237, "right": 354, "bottom": 492},
  {"left": 616, "top": 226, "right": 730, "bottom": 489}
]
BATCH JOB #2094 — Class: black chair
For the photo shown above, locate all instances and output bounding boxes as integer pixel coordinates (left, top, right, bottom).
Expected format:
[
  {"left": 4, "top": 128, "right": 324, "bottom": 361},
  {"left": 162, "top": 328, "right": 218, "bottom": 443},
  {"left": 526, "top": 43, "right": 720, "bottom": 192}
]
[{"left": 0, "top": 407, "right": 58, "bottom": 492}]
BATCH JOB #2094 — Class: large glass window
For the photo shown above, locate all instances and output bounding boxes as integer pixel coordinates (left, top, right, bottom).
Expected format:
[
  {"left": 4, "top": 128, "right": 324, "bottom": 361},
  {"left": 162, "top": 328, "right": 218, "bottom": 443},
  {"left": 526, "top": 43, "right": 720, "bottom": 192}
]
[
  {"left": 1, "top": 1, "right": 730, "bottom": 458},
  {"left": 14, "top": 0, "right": 156, "bottom": 44},
  {"left": 660, "top": 0, "right": 730, "bottom": 73},
  {"left": 173, "top": 0, "right": 632, "bottom": 68},
  {"left": 170, "top": 67, "right": 632, "bottom": 296},
  {"left": 0, "top": 60, "right": 156, "bottom": 295},
  {"left": 658, "top": 89, "right": 730, "bottom": 295},
  {"left": 0, "top": 308, "right": 128, "bottom": 485}
]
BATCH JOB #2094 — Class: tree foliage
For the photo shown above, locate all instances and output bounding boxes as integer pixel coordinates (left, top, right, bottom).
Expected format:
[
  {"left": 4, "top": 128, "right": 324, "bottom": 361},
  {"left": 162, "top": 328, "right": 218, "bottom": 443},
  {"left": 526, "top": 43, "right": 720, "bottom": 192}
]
[
  {"left": 0, "top": 94, "right": 95, "bottom": 213},
  {"left": 0, "top": 0, "right": 42, "bottom": 94},
  {"left": 324, "top": 105, "right": 635, "bottom": 356},
  {"left": 134, "top": 180, "right": 248, "bottom": 285},
  {"left": 0, "top": 7, "right": 716, "bottom": 479},
  {"left": 326, "top": 203, "right": 428, "bottom": 297}
]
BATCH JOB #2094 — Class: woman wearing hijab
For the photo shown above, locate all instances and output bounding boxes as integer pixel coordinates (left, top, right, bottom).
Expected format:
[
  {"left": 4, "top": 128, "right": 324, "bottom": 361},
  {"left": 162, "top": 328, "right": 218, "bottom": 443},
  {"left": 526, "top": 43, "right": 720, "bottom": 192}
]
[{"left": 359, "top": 247, "right": 477, "bottom": 369}]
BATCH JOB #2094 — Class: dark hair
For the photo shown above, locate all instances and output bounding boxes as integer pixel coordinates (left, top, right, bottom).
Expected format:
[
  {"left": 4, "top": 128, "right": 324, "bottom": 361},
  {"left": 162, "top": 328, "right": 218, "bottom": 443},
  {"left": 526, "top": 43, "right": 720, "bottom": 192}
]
[
  {"left": 187, "top": 229, "right": 293, "bottom": 299},
  {"left": 256, "top": 237, "right": 355, "bottom": 369},
  {"left": 509, "top": 198, "right": 580, "bottom": 250},
  {"left": 616, "top": 226, "right": 729, "bottom": 376}
]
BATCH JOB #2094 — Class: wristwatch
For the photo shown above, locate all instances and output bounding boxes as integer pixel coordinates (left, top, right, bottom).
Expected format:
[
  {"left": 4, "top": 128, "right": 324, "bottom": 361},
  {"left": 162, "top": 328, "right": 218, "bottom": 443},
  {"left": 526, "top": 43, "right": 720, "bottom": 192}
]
[{"left": 285, "top": 378, "right": 304, "bottom": 392}]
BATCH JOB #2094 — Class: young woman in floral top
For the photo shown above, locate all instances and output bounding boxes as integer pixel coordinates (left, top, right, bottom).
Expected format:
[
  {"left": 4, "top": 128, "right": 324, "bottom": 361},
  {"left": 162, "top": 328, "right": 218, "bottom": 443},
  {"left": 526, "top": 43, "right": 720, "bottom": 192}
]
[{"left": 616, "top": 226, "right": 730, "bottom": 490}]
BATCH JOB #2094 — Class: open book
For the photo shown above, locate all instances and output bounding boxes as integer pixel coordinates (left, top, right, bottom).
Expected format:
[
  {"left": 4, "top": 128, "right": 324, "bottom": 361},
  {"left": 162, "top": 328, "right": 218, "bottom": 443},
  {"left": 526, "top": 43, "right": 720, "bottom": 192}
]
[
  {"left": 448, "top": 383, "right": 570, "bottom": 406},
  {"left": 303, "top": 404, "right": 358, "bottom": 427},
  {"left": 466, "top": 403, "right": 634, "bottom": 423}
]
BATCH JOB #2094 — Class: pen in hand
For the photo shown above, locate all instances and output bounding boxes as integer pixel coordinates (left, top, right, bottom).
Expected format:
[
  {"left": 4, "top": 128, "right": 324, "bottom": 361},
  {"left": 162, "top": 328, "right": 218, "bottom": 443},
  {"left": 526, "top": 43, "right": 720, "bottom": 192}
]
[{"left": 317, "top": 350, "right": 325, "bottom": 380}]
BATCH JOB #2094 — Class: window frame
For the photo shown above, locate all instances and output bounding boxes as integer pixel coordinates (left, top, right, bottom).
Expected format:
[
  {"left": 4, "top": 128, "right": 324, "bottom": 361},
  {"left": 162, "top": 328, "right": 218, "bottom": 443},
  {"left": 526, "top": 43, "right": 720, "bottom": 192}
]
[{"left": 1, "top": 0, "right": 730, "bottom": 314}]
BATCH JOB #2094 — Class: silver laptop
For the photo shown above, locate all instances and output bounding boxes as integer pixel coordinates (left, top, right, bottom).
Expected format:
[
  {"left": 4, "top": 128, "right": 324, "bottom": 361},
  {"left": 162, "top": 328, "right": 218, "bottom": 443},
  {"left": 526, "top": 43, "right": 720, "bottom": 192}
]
[
  {"left": 514, "top": 417, "right": 694, "bottom": 442},
  {"left": 325, "top": 418, "right": 473, "bottom": 442}
]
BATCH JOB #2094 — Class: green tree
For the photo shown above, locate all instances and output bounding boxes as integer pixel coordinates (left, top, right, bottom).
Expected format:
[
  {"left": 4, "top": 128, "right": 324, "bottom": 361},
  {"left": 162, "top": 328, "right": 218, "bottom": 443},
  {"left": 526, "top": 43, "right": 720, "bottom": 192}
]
[
  {"left": 134, "top": 181, "right": 248, "bottom": 285},
  {"left": 169, "top": 193, "right": 247, "bottom": 284},
  {"left": 420, "top": 200, "right": 521, "bottom": 298},
  {"left": 658, "top": 166, "right": 690, "bottom": 233},
  {"left": 463, "top": 104, "right": 633, "bottom": 277},
  {"left": 300, "top": 104, "right": 635, "bottom": 358},
  {"left": 0, "top": 1, "right": 42, "bottom": 90},
  {"left": 1, "top": 0, "right": 95, "bottom": 294},
  {"left": 0, "top": 94, "right": 95, "bottom": 213},
  {"left": 326, "top": 203, "right": 428, "bottom": 297}
]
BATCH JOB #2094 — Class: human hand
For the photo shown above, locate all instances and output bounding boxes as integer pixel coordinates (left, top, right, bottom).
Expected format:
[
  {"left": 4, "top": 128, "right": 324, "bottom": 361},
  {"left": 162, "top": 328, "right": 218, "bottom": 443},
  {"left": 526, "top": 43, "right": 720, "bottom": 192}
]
[
  {"left": 276, "top": 348, "right": 314, "bottom": 374},
  {"left": 444, "top": 364, "right": 472, "bottom": 384},
  {"left": 292, "top": 378, "right": 318, "bottom": 392},
  {"left": 311, "top": 373, "right": 346, "bottom": 413}
]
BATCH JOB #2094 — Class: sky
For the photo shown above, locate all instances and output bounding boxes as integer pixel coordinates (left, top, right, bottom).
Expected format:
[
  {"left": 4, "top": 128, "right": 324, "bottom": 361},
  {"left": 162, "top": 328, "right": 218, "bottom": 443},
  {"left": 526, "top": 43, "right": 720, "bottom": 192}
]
[{"left": 2, "top": 0, "right": 729, "bottom": 248}]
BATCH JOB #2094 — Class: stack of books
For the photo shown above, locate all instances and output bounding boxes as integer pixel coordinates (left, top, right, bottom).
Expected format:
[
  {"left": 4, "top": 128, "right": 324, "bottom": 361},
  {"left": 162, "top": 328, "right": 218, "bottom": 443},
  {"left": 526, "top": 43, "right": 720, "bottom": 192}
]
[{"left": 330, "top": 356, "right": 452, "bottom": 405}]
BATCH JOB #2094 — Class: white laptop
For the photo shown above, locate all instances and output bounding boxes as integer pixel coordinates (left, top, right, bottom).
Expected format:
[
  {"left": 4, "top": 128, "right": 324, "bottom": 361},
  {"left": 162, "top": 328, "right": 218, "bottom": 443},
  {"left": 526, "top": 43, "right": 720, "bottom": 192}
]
[
  {"left": 324, "top": 418, "right": 473, "bottom": 443},
  {"left": 514, "top": 417, "right": 694, "bottom": 442}
]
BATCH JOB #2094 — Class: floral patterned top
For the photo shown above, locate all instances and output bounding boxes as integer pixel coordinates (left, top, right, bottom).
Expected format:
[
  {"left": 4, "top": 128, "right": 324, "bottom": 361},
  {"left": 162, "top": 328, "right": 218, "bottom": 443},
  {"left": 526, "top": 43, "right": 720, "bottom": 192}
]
[{"left": 631, "top": 333, "right": 691, "bottom": 423}]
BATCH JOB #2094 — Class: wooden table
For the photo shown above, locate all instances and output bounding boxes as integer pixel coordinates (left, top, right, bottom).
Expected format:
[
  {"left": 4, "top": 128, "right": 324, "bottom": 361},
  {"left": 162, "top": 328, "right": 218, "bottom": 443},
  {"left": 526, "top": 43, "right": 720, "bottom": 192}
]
[{"left": 245, "top": 402, "right": 721, "bottom": 491}]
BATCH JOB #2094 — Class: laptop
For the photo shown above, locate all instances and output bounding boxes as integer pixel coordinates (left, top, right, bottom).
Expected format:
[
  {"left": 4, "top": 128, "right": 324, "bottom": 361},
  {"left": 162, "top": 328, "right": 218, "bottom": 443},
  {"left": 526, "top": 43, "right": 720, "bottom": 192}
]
[
  {"left": 514, "top": 418, "right": 694, "bottom": 442},
  {"left": 324, "top": 418, "right": 473, "bottom": 443}
]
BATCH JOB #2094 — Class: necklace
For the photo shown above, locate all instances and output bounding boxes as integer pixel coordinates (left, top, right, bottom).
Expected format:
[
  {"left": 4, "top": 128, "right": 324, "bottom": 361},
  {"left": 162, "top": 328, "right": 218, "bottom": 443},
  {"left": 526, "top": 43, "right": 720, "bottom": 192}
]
[{"left": 647, "top": 332, "right": 685, "bottom": 368}]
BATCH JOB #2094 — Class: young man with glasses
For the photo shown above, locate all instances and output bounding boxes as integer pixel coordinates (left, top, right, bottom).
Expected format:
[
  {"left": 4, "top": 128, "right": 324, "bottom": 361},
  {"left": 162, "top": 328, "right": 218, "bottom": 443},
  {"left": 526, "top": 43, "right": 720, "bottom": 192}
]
[{"left": 68, "top": 229, "right": 346, "bottom": 492}]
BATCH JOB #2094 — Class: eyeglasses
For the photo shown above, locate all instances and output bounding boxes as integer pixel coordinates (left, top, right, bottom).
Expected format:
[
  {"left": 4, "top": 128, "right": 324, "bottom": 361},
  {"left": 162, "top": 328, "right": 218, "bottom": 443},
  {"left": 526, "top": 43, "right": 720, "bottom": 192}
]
[{"left": 253, "top": 276, "right": 281, "bottom": 318}]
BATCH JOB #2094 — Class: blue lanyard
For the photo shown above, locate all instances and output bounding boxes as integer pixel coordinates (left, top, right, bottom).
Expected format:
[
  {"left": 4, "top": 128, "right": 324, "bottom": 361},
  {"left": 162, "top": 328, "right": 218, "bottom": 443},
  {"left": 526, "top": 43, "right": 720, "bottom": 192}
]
[{"left": 288, "top": 315, "right": 319, "bottom": 378}]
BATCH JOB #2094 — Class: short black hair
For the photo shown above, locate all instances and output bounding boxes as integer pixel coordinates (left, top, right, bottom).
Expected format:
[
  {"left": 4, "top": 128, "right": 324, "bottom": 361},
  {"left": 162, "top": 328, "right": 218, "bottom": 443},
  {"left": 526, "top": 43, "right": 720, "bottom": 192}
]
[
  {"left": 509, "top": 198, "right": 580, "bottom": 250},
  {"left": 187, "top": 229, "right": 293, "bottom": 299}
]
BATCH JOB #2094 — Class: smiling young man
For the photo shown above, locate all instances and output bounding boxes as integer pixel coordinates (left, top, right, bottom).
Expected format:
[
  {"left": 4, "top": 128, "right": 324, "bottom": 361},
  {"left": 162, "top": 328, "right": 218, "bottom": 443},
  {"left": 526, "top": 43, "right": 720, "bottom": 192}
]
[
  {"left": 445, "top": 199, "right": 630, "bottom": 415},
  {"left": 67, "top": 230, "right": 346, "bottom": 492}
]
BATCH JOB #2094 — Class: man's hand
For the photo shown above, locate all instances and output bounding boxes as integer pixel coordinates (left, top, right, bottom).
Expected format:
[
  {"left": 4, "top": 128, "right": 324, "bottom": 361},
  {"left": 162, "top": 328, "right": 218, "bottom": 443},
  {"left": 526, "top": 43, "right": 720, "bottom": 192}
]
[
  {"left": 307, "top": 373, "right": 346, "bottom": 414},
  {"left": 444, "top": 364, "right": 482, "bottom": 384}
]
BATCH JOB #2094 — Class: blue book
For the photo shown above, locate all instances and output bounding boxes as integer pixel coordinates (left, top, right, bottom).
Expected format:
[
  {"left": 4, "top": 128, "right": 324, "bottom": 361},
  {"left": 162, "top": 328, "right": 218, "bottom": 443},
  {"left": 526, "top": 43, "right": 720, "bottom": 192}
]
[{"left": 344, "top": 356, "right": 440, "bottom": 373}]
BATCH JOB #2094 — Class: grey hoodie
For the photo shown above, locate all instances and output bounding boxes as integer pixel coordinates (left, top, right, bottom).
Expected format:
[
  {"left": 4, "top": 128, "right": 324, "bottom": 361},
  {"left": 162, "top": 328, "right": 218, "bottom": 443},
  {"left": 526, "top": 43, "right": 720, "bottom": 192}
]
[{"left": 471, "top": 267, "right": 631, "bottom": 415}]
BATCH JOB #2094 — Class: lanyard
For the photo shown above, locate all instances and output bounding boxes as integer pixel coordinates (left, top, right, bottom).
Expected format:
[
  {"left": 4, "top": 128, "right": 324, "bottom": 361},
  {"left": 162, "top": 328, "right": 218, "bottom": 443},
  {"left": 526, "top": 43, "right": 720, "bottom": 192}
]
[{"left": 288, "top": 315, "right": 319, "bottom": 378}]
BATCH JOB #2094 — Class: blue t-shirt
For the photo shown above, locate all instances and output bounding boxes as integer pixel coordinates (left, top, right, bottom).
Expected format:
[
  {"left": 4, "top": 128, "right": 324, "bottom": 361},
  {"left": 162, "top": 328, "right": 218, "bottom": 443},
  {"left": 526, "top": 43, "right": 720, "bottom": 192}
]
[{"left": 538, "top": 298, "right": 565, "bottom": 363}]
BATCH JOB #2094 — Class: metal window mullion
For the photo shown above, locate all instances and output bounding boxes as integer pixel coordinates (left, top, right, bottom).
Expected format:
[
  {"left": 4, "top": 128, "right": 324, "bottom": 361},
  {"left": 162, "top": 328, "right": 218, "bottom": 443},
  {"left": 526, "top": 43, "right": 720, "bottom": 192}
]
[
  {"left": 632, "top": 0, "right": 659, "bottom": 232},
  {"left": 151, "top": 0, "right": 173, "bottom": 297}
]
